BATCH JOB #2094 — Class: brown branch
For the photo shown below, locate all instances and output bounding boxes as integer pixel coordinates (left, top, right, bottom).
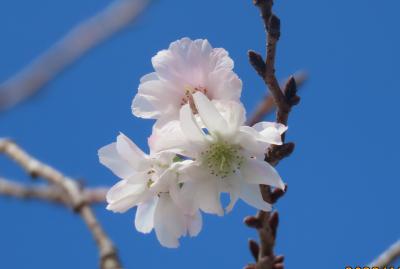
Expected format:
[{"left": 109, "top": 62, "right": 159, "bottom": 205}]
[
  {"left": 245, "top": 1, "right": 301, "bottom": 269},
  {"left": 0, "top": 139, "right": 120, "bottom": 269},
  {"left": 369, "top": 240, "right": 400, "bottom": 268},
  {"left": 247, "top": 71, "right": 307, "bottom": 126},
  {"left": 0, "top": 0, "right": 150, "bottom": 111},
  {"left": 0, "top": 177, "right": 107, "bottom": 206}
]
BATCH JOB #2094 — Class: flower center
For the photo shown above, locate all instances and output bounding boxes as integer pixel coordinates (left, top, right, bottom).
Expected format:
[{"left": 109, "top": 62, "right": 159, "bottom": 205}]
[
  {"left": 181, "top": 86, "right": 208, "bottom": 114},
  {"left": 201, "top": 141, "right": 244, "bottom": 178}
]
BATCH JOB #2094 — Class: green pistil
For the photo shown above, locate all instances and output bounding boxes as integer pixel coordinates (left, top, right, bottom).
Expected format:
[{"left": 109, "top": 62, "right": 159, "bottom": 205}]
[{"left": 202, "top": 141, "right": 244, "bottom": 178}]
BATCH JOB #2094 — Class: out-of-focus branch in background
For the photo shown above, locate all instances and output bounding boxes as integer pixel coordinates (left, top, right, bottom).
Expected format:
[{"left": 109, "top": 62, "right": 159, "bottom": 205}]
[
  {"left": 0, "top": 177, "right": 107, "bottom": 206},
  {"left": 0, "top": 139, "right": 119, "bottom": 269},
  {"left": 369, "top": 240, "right": 400, "bottom": 268},
  {"left": 0, "top": 0, "right": 150, "bottom": 111}
]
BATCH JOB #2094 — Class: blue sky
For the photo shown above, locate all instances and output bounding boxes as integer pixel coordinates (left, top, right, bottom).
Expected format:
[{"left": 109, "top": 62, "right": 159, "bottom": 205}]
[{"left": 0, "top": 0, "right": 399, "bottom": 268}]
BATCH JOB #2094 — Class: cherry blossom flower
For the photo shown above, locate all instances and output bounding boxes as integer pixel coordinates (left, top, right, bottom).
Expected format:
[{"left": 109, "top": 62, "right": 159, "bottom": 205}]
[
  {"left": 132, "top": 37, "right": 242, "bottom": 127},
  {"left": 150, "top": 92, "right": 286, "bottom": 215},
  {"left": 98, "top": 133, "right": 202, "bottom": 248}
]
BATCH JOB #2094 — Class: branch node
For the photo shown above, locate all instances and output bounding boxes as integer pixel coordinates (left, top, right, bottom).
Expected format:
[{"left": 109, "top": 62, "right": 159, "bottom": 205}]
[
  {"left": 249, "top": 239, "right": 260, "bottom": 261},
  {"left": 249, "top": 50, "right": 266, "bottom": 77},
  {"left": 283, "top": 76, "right": 300, "bottom": 106},
  {"left": 268, "top": 15, "right": 281, "bottom": 40},
  {"left": 244, "top": 216, "right": 263, "bottom": 229},
  {"left": 265, "top": 142, "right": 295, "bottom": 164}
]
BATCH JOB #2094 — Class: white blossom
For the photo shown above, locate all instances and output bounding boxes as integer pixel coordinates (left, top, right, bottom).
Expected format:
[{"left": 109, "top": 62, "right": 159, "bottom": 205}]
[
  {"left": 98, "top": 133, "right": 202, "bottom": 248},
  {"left": 132, "top": 37, "right": 242, "bottom": 127},
  {"left": 150, "top": 92, "right": 286, "bottom": 215}
]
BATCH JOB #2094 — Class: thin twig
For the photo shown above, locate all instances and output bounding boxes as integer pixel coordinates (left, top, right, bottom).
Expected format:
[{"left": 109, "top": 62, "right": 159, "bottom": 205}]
[
  {"left": 0, "top": 139, "right": 120, "bottom": 269},
  {"left": 0, "top": 0, "right": 150, "bottom": 111},
  {"left": 247, "top": 71, "right": 307, "bottom": 126},
  {"left": 369, "top": 240, "right": 400, "bottom": 268},
  {"left": 245, "top": 1, "right": 301, "bottom": 268},
  {"left": 0, "top": 177, "right": 107, "bottom": 206}
]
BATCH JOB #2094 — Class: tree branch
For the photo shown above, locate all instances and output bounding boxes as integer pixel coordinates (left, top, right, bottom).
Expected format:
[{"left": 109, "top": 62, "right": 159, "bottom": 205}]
[
  {"left": 369, "top": 240, "right": 400, "bottom": 268},
  {"left": 245, "top": 1, "right": 301, "bottom": 268},
  {"left": 0, "top": 139, "right": 120, "bottom": 269},
  {"left": 247, "top": 71, "right": 307, "bottom": 126},
  {"left": 0, "top": 0, "right": 150, "bottom": 111}
]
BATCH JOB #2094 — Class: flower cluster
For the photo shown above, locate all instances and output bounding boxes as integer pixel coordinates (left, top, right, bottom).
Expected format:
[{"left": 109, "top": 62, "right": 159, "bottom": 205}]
[{"left": 99, "top": 38, "right": 286, "bottom": 248}]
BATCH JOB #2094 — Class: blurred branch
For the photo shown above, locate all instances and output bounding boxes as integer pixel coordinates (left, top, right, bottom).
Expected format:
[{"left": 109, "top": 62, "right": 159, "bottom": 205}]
[
  {"left": 0, "top": 139, "right": 119, "bottom": 269},
  {"left": 246, "top": 71, "right": 307, "bottom": 126},
  {"left": 0, "top": 0, "right": 151, "bottom": 111},
  {"left": 245, "top": 1, "right": 301, "bottom": 268},
  {"left": 369, "top": 240, "right": 400, "bottom": 267},
  {"left": 0, "top": 177, "right": 107, "bottom": 206}
]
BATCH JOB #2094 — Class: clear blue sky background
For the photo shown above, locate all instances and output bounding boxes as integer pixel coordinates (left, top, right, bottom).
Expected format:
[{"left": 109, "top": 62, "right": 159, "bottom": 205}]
[{"left": 0, "top": 0, "right": 399, "bottom": 268}]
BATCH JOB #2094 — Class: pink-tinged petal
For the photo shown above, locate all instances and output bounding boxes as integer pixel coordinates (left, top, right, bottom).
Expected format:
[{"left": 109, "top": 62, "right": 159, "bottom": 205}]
[
  {"left": 140, "top": 72, "right": 159, "bottom": 83},
  {"left": 241, "top": 158, "right": 285, "bottom": 190},
  {"left": 207, "top": 69, "right": 242, "bottom": 101},
  {"left": 132, "top": 79, "right": 181, "bottom": 119},
  {"left": 131, "top": 94, "right": 162, "bottom": 119},
  {"left": 98, "top": 142, "right": 136, "bottom": 179},
  {"left": 116, "top": 133, "right": 149, "bottom": 171},
  {"left": 209, "top": 48, "right": 234, "bottom": 70},
  {"left": 193, "top": 92, "right": 228, "bottom": 136},
  {"left": 154, "top": 194, "right": 186, "bottom": 248},
  {"left": 135, "top": 197, "right": 158, "bottom": 234},
  {"left": 186, "top": 210, "right": 203, "bottom": 237}
]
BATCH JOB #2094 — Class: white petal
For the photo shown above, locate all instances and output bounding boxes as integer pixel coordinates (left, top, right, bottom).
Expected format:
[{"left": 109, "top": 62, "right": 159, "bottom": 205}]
[
  {"left": 226, "top": 192, "right": 239, "bottom": 213},
  {"left": 154, "top": 194, "right": 186, "bottom": 248},
  {"left": 193, "top": 92, "right": 228, "bottom": 136},
  {"left": 181, "top": 175, "right": 223, "bottom": 216},
  {"left": 252, "top": 122, "right": 288, "bottom": 135},
  {"left": 148, "top": 120, "right": 185, "bottom": 153},
  {"left": 149, "top": 120, "right": 199, "bottom": 158},
  {"left": 150, "top": 162, "right": 179, "bottom": 194},
  {"left": 116, "top": 133, "right": 149, "bottom": 171},
  {"left": 252, "top": 122, "right": 288, "bottom": 145},
  {"left": 241, "top": 158, "right": 285, "bottom": 190},
  {"left": 168, "top": 160, "right": 199, "bottom": 215},
  {"left": 236, "top": 181, "right": 272, "bottom": 212},
  {"left": 98, "top": 142, "right": 136, "bottom": 179},
  {"left": 179, "top": 104, "right": 206, "bottom": 143},
  {"left": 236, "top": 127, "right": 269, "bottom": 158},
  {"left": 186, "top": 210, "right": 202, "bottom": 237},
  {"left": 135, "top": 197, "right": 158, "bottom": 234},
  {"left": 212, "top": 100, "right": 246, "bottom": 133},
  {"left": 106, "top": 180, "right": 148, "bottom": 213}
]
